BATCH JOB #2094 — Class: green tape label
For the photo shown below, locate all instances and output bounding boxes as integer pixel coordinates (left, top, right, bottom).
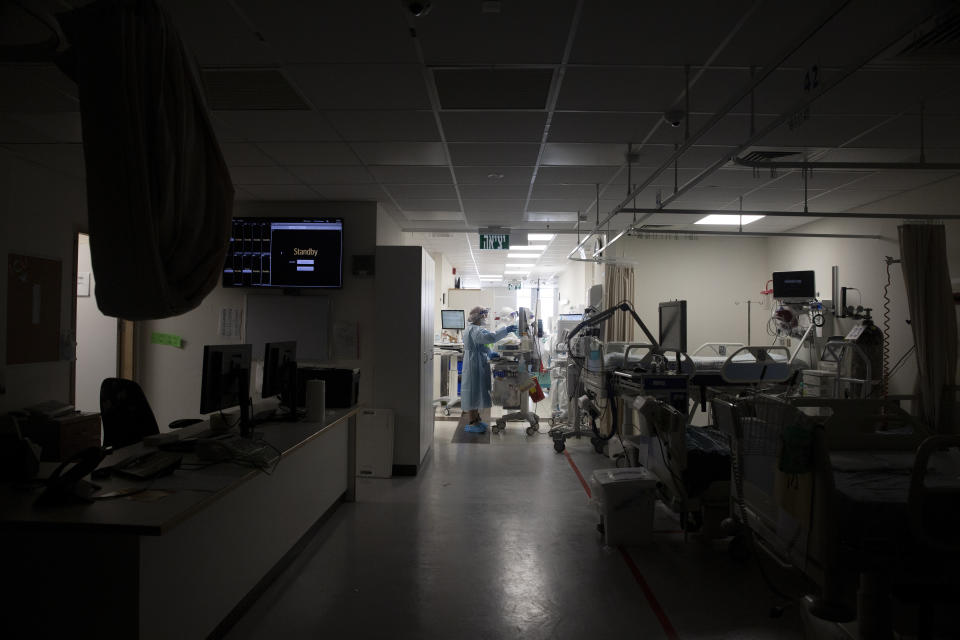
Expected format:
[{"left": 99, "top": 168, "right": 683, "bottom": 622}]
[{"left": 151, "top": 332, "right": 182, "bottom": 348}]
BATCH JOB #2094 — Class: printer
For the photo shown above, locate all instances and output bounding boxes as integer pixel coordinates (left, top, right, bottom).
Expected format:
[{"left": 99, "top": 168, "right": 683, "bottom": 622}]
[{"left": 296, "top": 367, "right": 360, "bottom": 408}]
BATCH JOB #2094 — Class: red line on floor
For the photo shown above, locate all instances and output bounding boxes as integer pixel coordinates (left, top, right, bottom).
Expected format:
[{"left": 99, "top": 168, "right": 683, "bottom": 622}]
[
  {"left": 618, "top": 546, "right": 681, "bottom": 640},
  {"left": 563, "top": 449, "right": 591, "bottom": 498},
  {"left": 563, "top": 449, "right": 681, "bottom": 640}
]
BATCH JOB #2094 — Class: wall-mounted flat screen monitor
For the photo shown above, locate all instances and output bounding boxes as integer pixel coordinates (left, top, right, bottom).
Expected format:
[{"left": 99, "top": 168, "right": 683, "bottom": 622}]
[
  {"left": 658, "top": 300, "right": 687, "bottom": 353},
  {"left": 772, "top": 270, "right": 815, "bottom": 300},
  {"left": 222, "top": 217, "right": 343, "bottom": 289},
  {"left": 441, "top": 310, "right": 465, "bottom": 330}
]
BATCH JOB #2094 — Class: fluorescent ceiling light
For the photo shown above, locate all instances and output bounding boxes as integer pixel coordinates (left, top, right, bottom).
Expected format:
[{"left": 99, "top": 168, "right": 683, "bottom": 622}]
[
  {"left": 479, "top": 277, "right": 502, "bottom": 281},
  {"left": 509, "top": 245, "right": 547, "bottom": 251},
  {"left": 478, "top": 274, "right": 501, "bottom": 278},
  {"left": 695, "top": 214, "right": 765, "bottom": 225},
  {"left": 505, "top": 263, "right": 535, "bottom": 268},
  {"left": 507, "top": 253, "right": 540, "bottom": 259},
  {"left": 504, "top": 270, "right": 528, "bottom": 275},
  {"left": 527, "top": 234, "right": 555, "bottom": 241}
]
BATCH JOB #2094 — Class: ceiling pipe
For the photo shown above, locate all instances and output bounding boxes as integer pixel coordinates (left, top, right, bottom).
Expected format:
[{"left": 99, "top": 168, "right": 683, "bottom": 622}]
[
  {"left": 593, "top": 4, "right": 954, "bottom": 259},
  {"left": 731, "top": 157, "right": 960, "bottom": 171},
  {"left": 618, "top": 207, "right": 960, "bottom": 220},
  {"left": 567, "top": 0, "right": 853, "bottom": 260}
]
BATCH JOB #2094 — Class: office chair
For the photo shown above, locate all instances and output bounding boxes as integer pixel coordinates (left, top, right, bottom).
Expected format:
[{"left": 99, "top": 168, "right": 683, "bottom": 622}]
[{"left": 99, "top": 378, "right": 160, "bottom": 449}]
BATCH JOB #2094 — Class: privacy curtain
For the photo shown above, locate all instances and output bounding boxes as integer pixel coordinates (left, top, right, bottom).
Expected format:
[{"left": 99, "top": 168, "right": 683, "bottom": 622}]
[
  {"left": 603, "top": 265, "right": 636, "bottom": 342},
  {"left": 58, "top": 0, "right": 234, "bottom": 319},
  {"left": 898, "top": 224, "right": 958, "bottom": 433}
]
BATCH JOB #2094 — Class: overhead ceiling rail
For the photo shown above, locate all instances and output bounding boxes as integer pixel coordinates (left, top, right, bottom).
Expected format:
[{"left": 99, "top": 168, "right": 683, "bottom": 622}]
[
  {"left": 619, "top": 207, "right": 960, "bottom": 220},
  {"left": 567, "top": 0, "right": 854, "bottom": 260},
  {"left": 589, "top": 3, "right": 956, "bottom": 261},
  {"left": 731, "top": 157, "right": 960, "bottom": 171}
]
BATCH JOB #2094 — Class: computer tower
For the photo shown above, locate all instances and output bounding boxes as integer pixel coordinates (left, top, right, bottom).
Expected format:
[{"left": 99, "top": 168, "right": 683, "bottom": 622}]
[{"left": 296, "top": 367, "right": 360, "bottom": 408}]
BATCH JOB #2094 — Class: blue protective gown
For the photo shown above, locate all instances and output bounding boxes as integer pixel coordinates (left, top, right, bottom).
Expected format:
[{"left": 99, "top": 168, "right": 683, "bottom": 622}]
[{"left": 461, "top": 324, "right": 513, "bottom": 411}]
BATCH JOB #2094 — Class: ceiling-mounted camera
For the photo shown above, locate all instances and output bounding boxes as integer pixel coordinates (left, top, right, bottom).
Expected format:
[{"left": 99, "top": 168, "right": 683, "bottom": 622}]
[
  {"left": 406, "top": 1, "right": 433, "bottom": 16},
  {"left": 662, "top": 108, "right": 685, "bottom": 128}
]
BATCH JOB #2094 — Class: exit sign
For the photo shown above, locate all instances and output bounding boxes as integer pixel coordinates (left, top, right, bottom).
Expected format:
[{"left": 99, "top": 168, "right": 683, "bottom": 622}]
[{"left": 479, "top": 233, "right": 510, "bottom": 250}]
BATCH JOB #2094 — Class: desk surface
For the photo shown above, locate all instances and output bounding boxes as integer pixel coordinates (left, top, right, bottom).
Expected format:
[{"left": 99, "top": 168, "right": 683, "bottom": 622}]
[{"left": 0, "top": 407, "right": 360, "bottom": 536}]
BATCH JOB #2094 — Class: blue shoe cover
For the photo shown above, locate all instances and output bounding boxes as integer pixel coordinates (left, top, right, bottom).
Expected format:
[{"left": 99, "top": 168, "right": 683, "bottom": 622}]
[{"left": 464, "top": 422, "right": 488, "bottom": 433}]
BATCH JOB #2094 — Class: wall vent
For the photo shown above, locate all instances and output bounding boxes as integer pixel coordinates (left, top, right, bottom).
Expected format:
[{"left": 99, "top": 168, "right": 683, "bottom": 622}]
[
  {"left": 202, "top": 68, "right": 310, "bottom": 110},
  {"left": 878, "top": 9, "right": 960, "bottom": 65}
]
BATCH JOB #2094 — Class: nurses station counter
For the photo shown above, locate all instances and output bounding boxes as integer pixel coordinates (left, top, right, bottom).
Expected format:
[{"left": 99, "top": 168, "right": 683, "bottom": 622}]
[{"left": 0, "top": 407, "right": 360, "bottom": 640}]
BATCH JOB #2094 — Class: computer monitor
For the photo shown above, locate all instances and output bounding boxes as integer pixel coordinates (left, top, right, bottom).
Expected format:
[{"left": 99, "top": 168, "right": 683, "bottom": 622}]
[
  {"left": 441, "top": 309, "right": 465, "bottom": 330},
  {"left": 658, "top": 300, "right": 688, "bottom": 353},
  {"left": 262, "top": 341, "right": 297, "bottom": 412},
  {"left": 772, "top": 270, "right": 816, "bottom": 300},
  {"left": 200, "top": 344, "right": 252, "bottom": 434}
]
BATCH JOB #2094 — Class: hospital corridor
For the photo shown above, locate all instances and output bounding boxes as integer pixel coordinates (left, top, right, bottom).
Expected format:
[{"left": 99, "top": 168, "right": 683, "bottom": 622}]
[{"left": 2, "top": 1, "right": 959, "bottom": 639}]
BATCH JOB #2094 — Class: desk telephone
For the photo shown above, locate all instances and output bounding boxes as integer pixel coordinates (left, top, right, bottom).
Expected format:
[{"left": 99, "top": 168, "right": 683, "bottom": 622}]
[{"left": 34, "top": 446, "right": 107, "bottom": 507}]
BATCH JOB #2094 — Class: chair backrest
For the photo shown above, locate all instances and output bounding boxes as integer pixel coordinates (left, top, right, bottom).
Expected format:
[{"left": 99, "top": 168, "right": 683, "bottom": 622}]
[{"left": 99, "top": 378, "right": 159, "bottom": 449}]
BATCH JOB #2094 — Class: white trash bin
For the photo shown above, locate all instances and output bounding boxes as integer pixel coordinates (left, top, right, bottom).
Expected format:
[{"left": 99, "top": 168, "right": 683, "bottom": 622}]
[
  {"left": 356, "top": 409, "right": 395, "bottom": 478},
  {"left": 590, "top": 467, "right": 658, "bottom": 546}
]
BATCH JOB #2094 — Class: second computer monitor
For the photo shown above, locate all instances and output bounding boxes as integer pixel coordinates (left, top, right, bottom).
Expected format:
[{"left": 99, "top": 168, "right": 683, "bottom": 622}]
[
  {"left": 441, "top": 309, "right": 465, "bottom": 330},
  {"left": 262, "top": 341, "right": 297, "bottom": 406},
  {"left": 200, "top": 344, "right": 253, "bottom": 415},
  {"left": 658, "top": 300, "right": 688, "bottom": 353}
]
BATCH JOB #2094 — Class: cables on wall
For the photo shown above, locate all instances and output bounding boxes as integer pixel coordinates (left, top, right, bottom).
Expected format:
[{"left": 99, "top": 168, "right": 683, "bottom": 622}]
[{"left": 882, "top": 256, "right": 901, "bottom": 399}]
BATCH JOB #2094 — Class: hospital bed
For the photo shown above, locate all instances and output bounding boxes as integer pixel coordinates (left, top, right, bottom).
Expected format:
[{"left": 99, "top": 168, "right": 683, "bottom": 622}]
[{"left": 715, "top": 394, "right": 960, "bottom": 637}]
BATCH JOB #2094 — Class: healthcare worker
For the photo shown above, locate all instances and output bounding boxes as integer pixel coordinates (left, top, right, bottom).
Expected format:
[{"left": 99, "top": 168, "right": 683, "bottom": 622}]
[{"left": 462, "top": 306, "right": 517, "bottom": 433}]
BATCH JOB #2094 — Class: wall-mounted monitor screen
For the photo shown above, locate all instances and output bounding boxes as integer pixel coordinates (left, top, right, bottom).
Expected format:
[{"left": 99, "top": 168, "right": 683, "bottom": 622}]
[
  {"left": 441, "top": 310, "right": 465, "bottom": 330},
  {"left": 772, "top": 270, "right": 815, "bottom": 300},
  {"left": 222, "top": 217, "right": 343, "bottom": 289}
]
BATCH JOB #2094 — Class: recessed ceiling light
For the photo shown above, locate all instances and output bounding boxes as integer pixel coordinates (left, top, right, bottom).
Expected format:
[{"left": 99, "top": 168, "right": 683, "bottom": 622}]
[
  {"left": 507, "top": 253, "right": 539, "bottom": 258},
  {"left": 509, "top": 245, "right": 547, "bottom": 251},
  {"left": 505, "top": 263, "right": 535, "bottom": 268},
  {"left": 695, "top": 214, "right": 764, "bottom": 225},
  {"left": 527, "top": 233, "right": 555, "bottom": 241},
  {"left": 478, "top": 274, "right": 501, "bottom": 278},
  {"left": 504, "top": 270, "right": 528, "bottom": 275}
]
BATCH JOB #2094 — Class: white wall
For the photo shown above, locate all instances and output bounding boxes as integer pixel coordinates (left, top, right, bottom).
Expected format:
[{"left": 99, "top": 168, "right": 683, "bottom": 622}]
[
  {"left": 431, "top": 251, "right": 456, "bottom": 399},
  {"left": 0, "top": 149, "right": 87, "bottom": 413},
  {"left": 611, "top": 235, "right": 772, "bottom": 349},
  {"left": 75, "top": 234, "right": 117, "bottom": 412},
  {"left": 558, "top": 259, "right": 587, "bottom": 313},
  {"left": 137, "top": 201, "right": 386, "bottom": 429},
  {"left": 376, "top": 204, "right": 413, "bottom": 246}
]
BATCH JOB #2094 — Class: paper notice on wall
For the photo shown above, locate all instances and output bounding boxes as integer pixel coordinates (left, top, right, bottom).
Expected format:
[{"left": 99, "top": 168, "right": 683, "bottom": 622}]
[
  {"left": 77, "top": 271, "right": 91, "bottom": 297},
  {"left": 332, "top": 321, "right": 359, "bottom": 360},
  {"left": 219, "top": 308, "right": 243, "bottom": 338}
]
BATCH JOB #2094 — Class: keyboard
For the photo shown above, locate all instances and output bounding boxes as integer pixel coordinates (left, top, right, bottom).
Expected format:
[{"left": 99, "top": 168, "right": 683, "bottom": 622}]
[
  {"left": 112, "top": 451, "right": 183, "bottom": 480},
  {"left": 195, "top": 435, "right": 276, "bottom": 466}
]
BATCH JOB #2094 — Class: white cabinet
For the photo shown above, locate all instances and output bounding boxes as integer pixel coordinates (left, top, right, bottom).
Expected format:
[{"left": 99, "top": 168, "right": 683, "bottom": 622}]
[{"left": 374, "top": 247, "right": 435, "bottom": 474}]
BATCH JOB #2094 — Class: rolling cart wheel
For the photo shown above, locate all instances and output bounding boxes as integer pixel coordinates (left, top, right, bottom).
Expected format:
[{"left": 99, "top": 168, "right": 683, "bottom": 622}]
[
  {"left": 553, "top": 440, "right": 565, "bottom": 453},
  {"left": 525, "top": 426, "right": 536, "bottom": 436},
  {"left": 443, "top": 408, "right": 451, "bottom": 417}
]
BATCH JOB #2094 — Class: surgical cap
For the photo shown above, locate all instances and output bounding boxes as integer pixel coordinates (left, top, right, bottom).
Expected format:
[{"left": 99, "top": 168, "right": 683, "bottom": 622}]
[{"left": 468, "top": 306, "right": 488, "bottom": 325}]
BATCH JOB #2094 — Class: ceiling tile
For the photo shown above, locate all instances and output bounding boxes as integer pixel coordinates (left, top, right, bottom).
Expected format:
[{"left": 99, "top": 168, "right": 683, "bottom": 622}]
[
  {"left": 396, "top": 198, "right": 463, "bottom": 212},
  {"left": 535, "top": 165, "right": 622, "bottom": 184},
  {"left": 350, "top": 142, "right": 447, "bottom": 165},
  {"left": 417, "top": 0, "right": 579, "bottom": 65},
  {"left": 368, "top": 165, "right": 453, "bottom": 184},
  {"left": 526, "top": 199, "right": 581, "bottom": 213},
  {"left": 530, "top": 184, "right": 596, "bottom": 200},
  {"left": 558, "top": 68, "right": 684, "bottom": 112},
  {"left": 163, "top": 0, "right": 278, "bottom": 66},
  {"left": 541, "top": 143, "right": 628, "bottom": 166},
  {"left": 0, "top": 65, "right": 78, "bottom": 112},
  {"left": 441, "top": 112, "right": 547, "bottom": 142},
  {"left": 242, "top": 185, "right": 321, "bottom": 200},
  {"left": 0, "top": 114, "right": 52, "bottom": 143},
  {"left": 458, "top": 185, "right": 530, "bottom": 199},
  {"left": 526, "top": 211, "right": 580, "bottom": 222},
  {"left": 287, "top": 65, "right": 430, "bottom": 109},
  {"left": 6, "top": 113, "right": 82, "bottom": 143},
  {"left": 257, "top": 142, "right": 358, "bottom": 165},
  {"left": 462, "top": 199, "right": 527, "bottom": 215},
  {"left": 454, "top": 165, "right": 534, "bottom": 185},
  {"left": 215, "top": 111, "right": 339, "bottom": 141},
  {"left": 385, "top": 184, "right": 459, "bottom": 199},
  {"left": 570, "top": 1, "right": 755, "bottom": 66},
  {"left": 325, "top": 111, "right": 439, "bottom": 141},
  {"left": 229, "top": 165, "right": 299, "bottom": 185},
  {"left": 448, "top": 143, "right": 540, "bottom": 165},
  {"left": 231, "top": 0, "right": 418, "bottom": 64},
  {"left": 404, "top": 211, "right": 466, "bottom": 222},
  {"left": 311, "top": 185, "right": 385, "bottom": 200},
  {"left": 548, "top": 113, "right": 660, "bottom": 143},
  {"left": 221, "top": 142, "right": 276, "bottom": 166},
  {"left": 2, "top": 143, "right": 84, "bottom": 178},
  {"left": 435, "top": 69, "right": 553, "bottom": 109},
  {"left": 287, "top": 165, "right": 374, "bottom": 184}
]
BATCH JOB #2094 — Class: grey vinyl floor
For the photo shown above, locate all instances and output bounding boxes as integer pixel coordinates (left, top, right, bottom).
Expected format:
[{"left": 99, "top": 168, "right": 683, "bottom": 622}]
[{"left": 224, "top": 414, "right": 807, "bottom": 640}]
